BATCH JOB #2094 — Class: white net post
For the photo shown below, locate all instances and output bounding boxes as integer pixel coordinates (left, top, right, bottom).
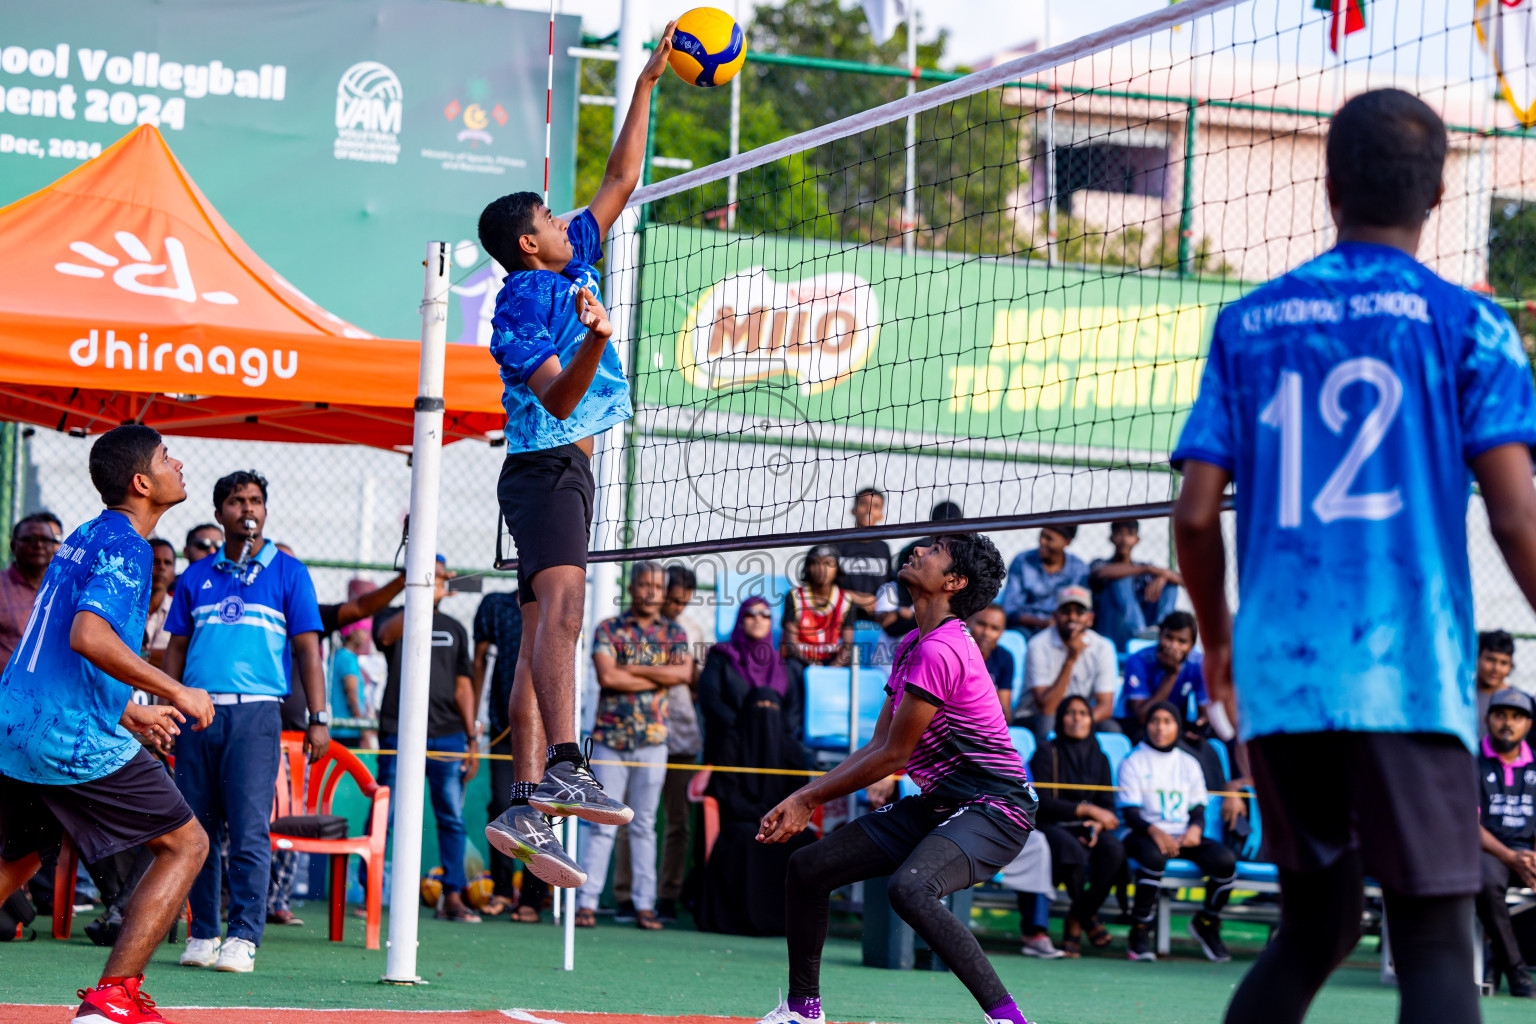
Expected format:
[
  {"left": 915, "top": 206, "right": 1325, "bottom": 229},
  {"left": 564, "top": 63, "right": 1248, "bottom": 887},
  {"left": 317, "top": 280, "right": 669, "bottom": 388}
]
[{"left": 382, "top": 241, "right": 450, "bottom": 985}]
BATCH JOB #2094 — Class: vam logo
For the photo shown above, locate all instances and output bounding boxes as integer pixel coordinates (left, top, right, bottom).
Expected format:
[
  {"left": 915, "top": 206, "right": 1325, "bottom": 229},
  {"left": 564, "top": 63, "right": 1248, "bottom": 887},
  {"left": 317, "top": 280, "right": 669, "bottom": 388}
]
[{"left": 334, "top": 61, "right": 403, "bottom": 165}]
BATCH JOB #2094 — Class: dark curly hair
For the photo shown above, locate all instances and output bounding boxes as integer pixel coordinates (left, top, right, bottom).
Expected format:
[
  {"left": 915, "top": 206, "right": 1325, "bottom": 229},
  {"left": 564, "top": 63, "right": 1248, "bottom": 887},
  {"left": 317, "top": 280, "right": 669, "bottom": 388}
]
[
  {"left": 934, "top": 532, "right": 1005, "bottom": 621},
  {"left": 478, "top": 191, "right": 544, "bottom": 272}
]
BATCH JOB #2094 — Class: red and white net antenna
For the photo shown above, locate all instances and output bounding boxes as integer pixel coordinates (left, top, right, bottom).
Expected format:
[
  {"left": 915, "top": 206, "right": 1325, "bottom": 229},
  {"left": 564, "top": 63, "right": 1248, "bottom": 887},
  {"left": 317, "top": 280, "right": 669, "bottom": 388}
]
[{"left": 543, "top": 0, "right": 555, "bottom": 204}]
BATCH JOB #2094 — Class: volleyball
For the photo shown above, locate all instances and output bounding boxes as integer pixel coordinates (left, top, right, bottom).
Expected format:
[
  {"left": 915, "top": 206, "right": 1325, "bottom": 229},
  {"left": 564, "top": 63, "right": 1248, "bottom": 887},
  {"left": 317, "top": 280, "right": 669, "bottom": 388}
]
[
  {"left": 419, "top": 865, "right": 445, "bottom": 908},
  {"left": 668, "top": 7, "right": 746, "bottom": 88},
  {"left": 463, "top": 871, "right": 496, "bottom": 911}
]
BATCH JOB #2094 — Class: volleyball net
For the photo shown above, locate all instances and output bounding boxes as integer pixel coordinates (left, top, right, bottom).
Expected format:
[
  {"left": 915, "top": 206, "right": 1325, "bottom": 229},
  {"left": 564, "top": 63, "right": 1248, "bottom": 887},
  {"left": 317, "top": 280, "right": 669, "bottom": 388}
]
[{"left": 555, "top": 0, "right": 1522, "bottom": 562}]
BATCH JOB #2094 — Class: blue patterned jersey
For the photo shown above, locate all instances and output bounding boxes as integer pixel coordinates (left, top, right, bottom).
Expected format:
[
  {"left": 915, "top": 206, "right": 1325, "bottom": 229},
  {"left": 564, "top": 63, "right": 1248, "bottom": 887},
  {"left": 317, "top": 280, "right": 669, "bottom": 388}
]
[
  {"left": 489, "top": 210, "right": 632, "bottom": 453},
  {"left": 0, "top": 511, "right": 150, "bottom": 783},
  {"left": 1173, "top": 242, "right": 1536, "bottom": 750}
]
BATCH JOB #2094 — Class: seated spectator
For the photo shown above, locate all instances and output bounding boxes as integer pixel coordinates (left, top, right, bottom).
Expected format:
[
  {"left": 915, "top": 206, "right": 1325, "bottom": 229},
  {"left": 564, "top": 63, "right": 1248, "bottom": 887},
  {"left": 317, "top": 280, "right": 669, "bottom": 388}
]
[
  {"left": 1088, "top": 520, "right": 1182, "bottom": 652},
  {"left": 373, "top": 556, "right": 480, "bottom": 923},
  {"left": 782, "top": 544, "right": 854, "bottom": 668},
  {"left": 699, "top": 597, "right": 803, "bottom": 764},
  {"left": 330, "top": 622, "right": 374, "bottom": 747},
  {"left": 1029, "top": 695, "right": 1124, "bottom": 956},
  {"left": 1015, "top": 586, "right": 1119, "bottom": 746},
  {"left": 1478, "top": 630, "right": 1517, "bottom": 737},
  {"left": 836, "top": 487, "right": 891, "bottom": 623},
  {"left": 697, "top": 686, "right": 815, "bottom": 935},
  {"left": 1002, "top": 524, "right": 1087, "bottom": 636},
  {"left": 1477, "top": 689, "right": 1536, "bottom": 998},
  {"left": 1119, "top": 611, "right": 1206, "bottom": 738},
  {"left": 1119, "top": 701, "right": 1235, "bottom": 963},
  {"left": 579, "top": 562, "right": 693, "bottom": 932},
  {"left": 966, "top": 603, "right": 1014, "bottom": 715}
]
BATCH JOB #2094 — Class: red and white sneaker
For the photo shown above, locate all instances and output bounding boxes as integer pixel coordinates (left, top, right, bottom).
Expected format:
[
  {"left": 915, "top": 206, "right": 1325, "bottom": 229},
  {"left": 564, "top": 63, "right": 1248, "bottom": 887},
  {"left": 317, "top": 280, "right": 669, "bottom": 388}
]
[{"left": 75, "top": 976, "right": 177, "bottom": 1023}]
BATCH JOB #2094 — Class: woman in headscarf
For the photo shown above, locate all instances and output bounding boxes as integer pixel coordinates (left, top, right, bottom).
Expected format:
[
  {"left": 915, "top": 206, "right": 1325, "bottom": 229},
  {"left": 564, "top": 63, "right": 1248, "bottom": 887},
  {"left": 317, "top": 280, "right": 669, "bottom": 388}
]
[
  {"left": 696, "top": 686, "right": 815, "bottom": 935},
  {"left": 698, "top": 597, "right": 804, "bottom": 763},
  {"left": 1028, "top": 694, "right": 1124, "bottom": 955}
]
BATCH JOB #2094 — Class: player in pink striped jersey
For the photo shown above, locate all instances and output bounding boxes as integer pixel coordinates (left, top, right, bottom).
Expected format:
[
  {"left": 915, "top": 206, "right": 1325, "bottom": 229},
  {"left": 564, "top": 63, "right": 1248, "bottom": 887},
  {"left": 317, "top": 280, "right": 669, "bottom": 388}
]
[{"left": 754, "top": 533, "right": 1038, "bottom": 1024}]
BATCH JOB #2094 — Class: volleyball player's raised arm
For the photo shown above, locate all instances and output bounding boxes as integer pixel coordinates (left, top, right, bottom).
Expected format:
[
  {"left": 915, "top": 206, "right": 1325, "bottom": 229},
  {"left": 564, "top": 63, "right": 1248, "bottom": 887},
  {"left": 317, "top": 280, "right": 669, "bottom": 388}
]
[{"left": 586, "top": 21, "right": 677, "bottom": 238}]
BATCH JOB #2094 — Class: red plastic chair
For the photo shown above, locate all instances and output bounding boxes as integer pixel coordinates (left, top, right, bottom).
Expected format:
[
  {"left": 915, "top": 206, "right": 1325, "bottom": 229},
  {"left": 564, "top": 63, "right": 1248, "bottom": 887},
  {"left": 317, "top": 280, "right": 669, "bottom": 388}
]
[{"left": 269, "top": 732, "right": 390, "bottom": 950}]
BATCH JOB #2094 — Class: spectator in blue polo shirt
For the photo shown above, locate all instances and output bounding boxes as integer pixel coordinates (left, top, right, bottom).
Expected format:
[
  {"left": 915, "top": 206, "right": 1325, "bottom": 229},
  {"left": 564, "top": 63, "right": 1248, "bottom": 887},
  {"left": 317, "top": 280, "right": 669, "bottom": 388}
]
[
  {"left": 162, "top": 469, "right": 328, "bottom": 974},
  {"left": 1002, "top": 525, "right": 1088, "bottom": 636},
  {"left": 1118, "top": 611, "right": 1208, "bottom": 734}
]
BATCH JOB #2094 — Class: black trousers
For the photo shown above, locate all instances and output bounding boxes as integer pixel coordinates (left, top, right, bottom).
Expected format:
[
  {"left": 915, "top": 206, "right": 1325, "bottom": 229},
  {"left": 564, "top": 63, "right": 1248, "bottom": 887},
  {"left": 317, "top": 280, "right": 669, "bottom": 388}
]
[
  {"left": 1476, "top": 850, "right": 1528, "bottom": 973},
  {"left": 1124, "top": 832, "right": 1235, "bottom": 923},
  {"left": 1040, "top": 824, "right": 1125, "bottom": 924},
  {"left": 785, "top": 822, "right": 1011, "bottom": 1011}
]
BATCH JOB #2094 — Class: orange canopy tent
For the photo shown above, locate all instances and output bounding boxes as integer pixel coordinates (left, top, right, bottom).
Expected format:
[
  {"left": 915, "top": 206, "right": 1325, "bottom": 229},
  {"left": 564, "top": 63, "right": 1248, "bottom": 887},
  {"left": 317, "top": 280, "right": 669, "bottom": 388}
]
[{"left": 0, "top": 125, "right": 505, "bottom": 450}]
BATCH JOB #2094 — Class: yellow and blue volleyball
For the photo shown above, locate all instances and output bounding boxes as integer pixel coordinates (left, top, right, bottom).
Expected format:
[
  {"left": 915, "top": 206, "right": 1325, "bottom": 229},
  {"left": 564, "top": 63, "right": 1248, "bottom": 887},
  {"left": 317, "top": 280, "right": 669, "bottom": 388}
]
[
  {"left": 420, "top": 865, "right": 445, "bottom": 908},
  {"left": 669, "top": 7, "right": 746, "bottom": 88},
  {"left": 464, "top": 871, "right": 496, "bottom": 911}
]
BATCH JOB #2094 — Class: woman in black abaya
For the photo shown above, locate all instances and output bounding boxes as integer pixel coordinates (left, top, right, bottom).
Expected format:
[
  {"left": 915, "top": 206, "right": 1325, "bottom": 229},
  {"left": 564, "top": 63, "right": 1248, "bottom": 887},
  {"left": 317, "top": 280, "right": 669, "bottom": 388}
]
[{"left": 696, "top": 686, "right": 815, "bottom": 935}]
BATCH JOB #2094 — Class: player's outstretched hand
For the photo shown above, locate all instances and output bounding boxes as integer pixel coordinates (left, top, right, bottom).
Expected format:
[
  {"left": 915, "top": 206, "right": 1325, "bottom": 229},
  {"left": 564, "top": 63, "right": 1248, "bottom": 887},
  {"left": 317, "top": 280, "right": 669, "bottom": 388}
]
[
  {"left": 577, "top": 287, "right": 613, "bottom": 342},
  {"left": 175, "top": 685, "right": 216, "bottom": 731},
  {"left": 757, "top": 792, "right": 813, "bottom": 844},
  {"left": 639, "top": 20, "right": 678, "bottom": 87}
]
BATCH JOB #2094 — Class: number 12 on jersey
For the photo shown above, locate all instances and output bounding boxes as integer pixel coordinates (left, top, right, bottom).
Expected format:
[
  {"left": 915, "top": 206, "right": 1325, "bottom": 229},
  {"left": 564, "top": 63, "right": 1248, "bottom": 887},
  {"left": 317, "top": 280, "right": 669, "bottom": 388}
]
[{"left": 1258, "top": 357, "right": 1405, "bottom": 528}]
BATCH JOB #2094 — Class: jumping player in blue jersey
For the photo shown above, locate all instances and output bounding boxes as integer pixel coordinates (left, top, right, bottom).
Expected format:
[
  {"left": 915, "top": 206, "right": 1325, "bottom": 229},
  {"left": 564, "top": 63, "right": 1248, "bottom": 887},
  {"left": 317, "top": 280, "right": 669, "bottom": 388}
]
[
  {"left": 478, "top": 23, "right": 678, "bottom": 885},
  {"left": 0, "top": 426, "right": 216, "bottom": 1024},
  {"left": 1174, "top": 89, "right": 1536, "bottom": 1024}
]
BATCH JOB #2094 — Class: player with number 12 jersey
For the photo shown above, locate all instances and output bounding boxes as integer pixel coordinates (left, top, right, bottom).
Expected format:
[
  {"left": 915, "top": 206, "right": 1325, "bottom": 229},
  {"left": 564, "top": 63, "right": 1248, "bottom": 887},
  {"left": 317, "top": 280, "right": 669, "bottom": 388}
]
[{"left": 1174, "top": 238, "right": 1536, "bottom": 746}]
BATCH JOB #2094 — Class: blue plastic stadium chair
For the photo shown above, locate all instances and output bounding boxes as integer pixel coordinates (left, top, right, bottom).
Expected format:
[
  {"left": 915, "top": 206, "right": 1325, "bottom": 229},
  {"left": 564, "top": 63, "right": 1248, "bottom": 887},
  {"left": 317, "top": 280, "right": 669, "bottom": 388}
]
[
  {"left": 898, "top": 775, "right": 921, "bottom": 799},
  {"left": 1008, "top": 726, "right": 1036, "bottom": 767},
  {"left": 802, "top": 665, "right": 889, "bottom": 751},
  {"left": 714, "top": 571, "right": 794, "bottom": 643},
  {"left": 998, "top": 629, "right": 1027, "bottom": 709},
  {"left": 1095, "top": 731, "right": 1132, "bottom": 778}
]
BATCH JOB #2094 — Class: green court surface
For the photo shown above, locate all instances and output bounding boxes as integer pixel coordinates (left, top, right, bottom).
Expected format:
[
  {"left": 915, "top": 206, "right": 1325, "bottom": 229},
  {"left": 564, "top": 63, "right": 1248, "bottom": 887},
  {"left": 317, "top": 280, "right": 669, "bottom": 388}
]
[{"left": 4, "top": 905, "right": 1530, "bottom": 1023}]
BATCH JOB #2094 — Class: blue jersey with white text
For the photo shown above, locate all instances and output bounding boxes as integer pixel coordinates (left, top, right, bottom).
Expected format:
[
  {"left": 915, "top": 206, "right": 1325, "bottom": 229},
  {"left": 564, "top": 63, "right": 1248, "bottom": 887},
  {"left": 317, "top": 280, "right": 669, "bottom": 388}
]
[
  {"left": 1173, "top": 242, "right": 1536, "bottom": 750},
  {"left": 489, "top": 210, "right": 632, "bottom": 453},
  {"left": 0, "top": 511, "right": 149, "bottom": 783},
  {"left": 165, "top": 541, "right": 322, "bottom": 696}
]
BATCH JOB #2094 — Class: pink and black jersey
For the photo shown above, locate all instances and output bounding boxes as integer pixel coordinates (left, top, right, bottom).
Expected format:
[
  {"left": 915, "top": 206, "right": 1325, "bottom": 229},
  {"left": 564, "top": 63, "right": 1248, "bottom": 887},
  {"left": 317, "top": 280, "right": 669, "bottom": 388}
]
[{"left": 886, "top": 619, "right": 1036, "bottom": 832}]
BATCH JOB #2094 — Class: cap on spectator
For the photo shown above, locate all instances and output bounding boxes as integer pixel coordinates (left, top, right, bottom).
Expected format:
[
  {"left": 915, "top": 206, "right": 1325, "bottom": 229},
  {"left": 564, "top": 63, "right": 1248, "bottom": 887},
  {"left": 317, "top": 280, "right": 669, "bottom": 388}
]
[
  {"left": 1055, "top": 585, "right": 1092, "bottom": 610},
  {"left": 1489, "top": 689, "right": 1534, "bottom": 719},
  {"left": 435, "top": 553, "right": 447, "bottom": 565}
]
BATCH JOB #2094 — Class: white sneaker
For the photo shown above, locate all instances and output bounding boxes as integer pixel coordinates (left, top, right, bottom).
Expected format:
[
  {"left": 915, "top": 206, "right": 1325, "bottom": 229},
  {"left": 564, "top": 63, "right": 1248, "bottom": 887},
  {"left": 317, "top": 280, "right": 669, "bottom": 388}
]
[
  {"left": 756, "top": 999, "right": 820, "bottom": 1024},
  {"left": 1021, "top": 933, "right": 1065, "bottom": 959},
  {"left": 213, "top": 936, "right": 257, "bottom": 973},
  {"left": 179, "top": 936, "right": 220, "bottom": 967}
]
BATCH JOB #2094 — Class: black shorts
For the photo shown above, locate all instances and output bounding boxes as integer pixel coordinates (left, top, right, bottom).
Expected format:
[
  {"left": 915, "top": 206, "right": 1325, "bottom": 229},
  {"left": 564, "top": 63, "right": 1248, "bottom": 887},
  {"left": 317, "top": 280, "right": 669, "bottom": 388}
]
[
  {"left": 1248, "top": 731, "right": 1479, "bottom": 897},
  {"left": 855, "top": 795, "right": 1029, "bottom": 885},
  {"left": 497, "top": 443, "right": 595, "bottom": 606},
  {"left": 0, "top": 748, "right": 194, "bottom": 865}
]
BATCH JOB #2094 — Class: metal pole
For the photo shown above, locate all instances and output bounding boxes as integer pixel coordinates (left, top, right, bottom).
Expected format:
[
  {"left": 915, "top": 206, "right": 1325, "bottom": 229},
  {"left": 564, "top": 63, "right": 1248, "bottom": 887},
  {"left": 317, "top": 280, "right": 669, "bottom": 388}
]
[
  {"left": 382, "top": 241, "right": 450, "bottom": 985},
  {"left": 727, "top": 0, "right": 741, "bottom": 231},
  {"left": 903, "top": 2, "right": 917, "bottom": 256},
  {"left": 0, "top": 423, "right": 15, "bottom": 569},
  {"left": 1043, "top": 0, "right": 1056, "bottom": 266},
  {"left": 563, "top": 632, "right": 583, "bottom": 970},
  {"left": 847, "top": 639, "right": 860, "bottom": 824}
]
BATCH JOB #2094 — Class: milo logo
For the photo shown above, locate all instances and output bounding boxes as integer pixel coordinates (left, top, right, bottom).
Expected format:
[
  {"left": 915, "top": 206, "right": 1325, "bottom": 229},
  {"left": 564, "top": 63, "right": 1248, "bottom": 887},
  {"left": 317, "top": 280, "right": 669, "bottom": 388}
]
[{"left": 676, "top": 268, "right": 880, "bottom": 395}]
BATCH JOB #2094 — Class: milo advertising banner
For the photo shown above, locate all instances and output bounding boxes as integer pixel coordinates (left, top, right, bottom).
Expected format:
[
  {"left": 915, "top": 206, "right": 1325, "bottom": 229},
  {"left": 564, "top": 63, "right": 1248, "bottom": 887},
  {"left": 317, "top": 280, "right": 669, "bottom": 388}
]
[
  {"left": 0, "top": 0, "right": 580, "bottom": 341},
  {"left": 637, "top": 227, "right": 1248, "bottom": 454}
]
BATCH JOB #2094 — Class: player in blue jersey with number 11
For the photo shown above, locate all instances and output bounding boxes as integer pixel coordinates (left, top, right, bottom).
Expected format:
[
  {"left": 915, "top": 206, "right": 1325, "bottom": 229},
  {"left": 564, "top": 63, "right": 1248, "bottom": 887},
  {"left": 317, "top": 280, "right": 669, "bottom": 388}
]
[{"left": 1174, "top": 89, "right": 1536, "bottom": 1024}]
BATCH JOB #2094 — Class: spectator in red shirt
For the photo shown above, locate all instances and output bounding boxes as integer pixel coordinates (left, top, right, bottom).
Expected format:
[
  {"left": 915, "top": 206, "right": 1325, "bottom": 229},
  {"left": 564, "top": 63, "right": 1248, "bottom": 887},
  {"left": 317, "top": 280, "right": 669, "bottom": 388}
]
[
  {"left": 0, "top": 511, "right": 62, "bottom": 667},
  {"left": 782, "top": 545, "right": 854, "bottom": 668}
]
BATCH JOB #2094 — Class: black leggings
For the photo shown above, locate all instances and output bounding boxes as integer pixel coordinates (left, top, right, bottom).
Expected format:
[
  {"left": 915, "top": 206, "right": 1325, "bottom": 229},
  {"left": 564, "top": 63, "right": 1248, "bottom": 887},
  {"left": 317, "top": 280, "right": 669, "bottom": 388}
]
[
  {"left": 785, "top": 823, "right": 1009, "bottom": 1011},
  {"left": 1124, "top": 832, "right": 1235, "bottom": 923},
  {"left": 1224, "top": 852, "right": 1478, "bottom": 1024}
]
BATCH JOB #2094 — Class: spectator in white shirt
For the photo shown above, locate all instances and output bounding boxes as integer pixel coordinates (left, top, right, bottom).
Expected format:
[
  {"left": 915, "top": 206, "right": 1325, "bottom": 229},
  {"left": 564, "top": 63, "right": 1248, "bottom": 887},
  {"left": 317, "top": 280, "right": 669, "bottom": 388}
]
[{"left": 1015, "top": 585, "right": 1119, "bottom": 746}]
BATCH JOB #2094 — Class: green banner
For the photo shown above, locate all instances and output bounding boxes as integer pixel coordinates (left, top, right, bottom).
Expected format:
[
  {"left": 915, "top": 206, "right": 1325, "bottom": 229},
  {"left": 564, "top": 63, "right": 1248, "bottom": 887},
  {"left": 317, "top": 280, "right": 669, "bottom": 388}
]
[
  {"left": 636, "top": 227, "right": 1248, "bottom": 453},
  {"left": 0, "top": 0, "right": 580, "bottom": 341}
]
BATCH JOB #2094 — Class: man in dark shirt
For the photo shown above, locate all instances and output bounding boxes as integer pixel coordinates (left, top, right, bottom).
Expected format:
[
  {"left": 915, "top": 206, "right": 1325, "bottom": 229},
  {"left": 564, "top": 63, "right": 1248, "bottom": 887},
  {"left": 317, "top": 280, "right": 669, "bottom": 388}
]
[
  {"left": 472, "top": 588, "right": 547, "bottom": 918},
  {"left": 836, "top": 487, "right": 890, "bottom": 625},
  {"left": 373, "top": 555, "right": 480, "bottom": 923},
  {"left": 1478, "top": 689, "right": 1536, "bottom": 997}
]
